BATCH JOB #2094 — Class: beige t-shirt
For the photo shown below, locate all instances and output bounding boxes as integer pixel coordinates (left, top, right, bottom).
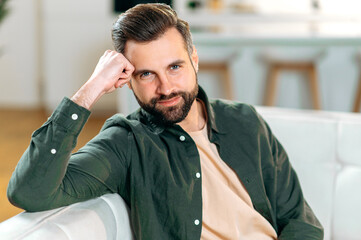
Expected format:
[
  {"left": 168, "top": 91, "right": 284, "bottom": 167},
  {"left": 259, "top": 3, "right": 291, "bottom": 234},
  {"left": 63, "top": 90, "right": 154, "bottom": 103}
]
[{"left": 188, "top": 125, "right": 278, "bottom": 240}]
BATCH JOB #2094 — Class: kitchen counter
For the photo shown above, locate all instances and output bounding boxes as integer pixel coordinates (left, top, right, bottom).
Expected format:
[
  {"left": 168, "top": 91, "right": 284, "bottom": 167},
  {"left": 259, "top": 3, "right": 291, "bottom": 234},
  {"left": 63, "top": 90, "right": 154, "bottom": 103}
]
[
  {"left": 176, "top": 12, "right": 361, "bottom": 45},
  {"left": 182, "top": 15, "right": 361, "bottom": 112},
  {"left": 192, "top": 29, "right": 361, "bottom": 46}
]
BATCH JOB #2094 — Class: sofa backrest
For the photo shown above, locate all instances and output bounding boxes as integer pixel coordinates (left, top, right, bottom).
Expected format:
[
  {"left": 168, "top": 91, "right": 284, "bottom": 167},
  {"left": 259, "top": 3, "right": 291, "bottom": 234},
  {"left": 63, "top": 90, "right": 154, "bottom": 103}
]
[
  {"left": 257, "top": 106, "right": 361, "bottom": 240},
  {"left": 0, "top": 193, "right": 134, "bottom": 240}
]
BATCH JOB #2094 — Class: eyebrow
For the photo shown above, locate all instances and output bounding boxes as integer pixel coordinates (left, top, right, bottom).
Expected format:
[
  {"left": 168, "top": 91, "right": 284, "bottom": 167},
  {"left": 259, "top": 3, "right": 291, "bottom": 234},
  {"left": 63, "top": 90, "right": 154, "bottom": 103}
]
[
  {"left": 132, "top": 59, "right": 186, "bottom": 77},
  {"left": 169, "top": 59, "right": 186, "bottom": 67}
]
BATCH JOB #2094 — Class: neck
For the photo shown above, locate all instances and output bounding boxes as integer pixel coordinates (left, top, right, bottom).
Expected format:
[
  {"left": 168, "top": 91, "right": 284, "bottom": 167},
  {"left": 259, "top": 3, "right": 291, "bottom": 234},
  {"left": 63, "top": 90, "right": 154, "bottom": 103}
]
[{"left": 178, "top": 99, "right": 206, "bottom": 132}]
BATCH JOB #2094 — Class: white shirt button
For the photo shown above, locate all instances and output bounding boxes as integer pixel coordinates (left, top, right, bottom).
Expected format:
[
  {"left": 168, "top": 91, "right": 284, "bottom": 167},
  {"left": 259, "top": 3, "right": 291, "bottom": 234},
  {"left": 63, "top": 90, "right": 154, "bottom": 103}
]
[
  {"left": 196, "top": 172, "right": 201, "bottom": 179},
  {"left": 51, "top": 149, "right": 57, "bottom": 154},
  {"left": 71, "top": 113, "right": 78, "bottom": 120},
  {"left": 179, "top": 135, "right": 186, "bottom": 141},
  {"left": 194, "top": 219, "right": 200, "bottom": 225}
]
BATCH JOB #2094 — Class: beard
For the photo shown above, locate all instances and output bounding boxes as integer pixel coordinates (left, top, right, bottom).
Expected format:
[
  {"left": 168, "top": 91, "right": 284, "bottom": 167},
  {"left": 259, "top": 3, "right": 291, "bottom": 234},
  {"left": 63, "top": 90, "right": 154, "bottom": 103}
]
[{"left": 133, "top": 82, "right": 199, "bottom": 126}]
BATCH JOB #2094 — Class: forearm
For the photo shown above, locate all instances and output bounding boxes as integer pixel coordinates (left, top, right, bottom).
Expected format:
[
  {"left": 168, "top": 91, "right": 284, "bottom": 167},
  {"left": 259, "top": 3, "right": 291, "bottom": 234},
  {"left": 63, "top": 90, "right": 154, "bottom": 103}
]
[
  {"left": 7, "top": 97, "right": 92, "bottom": 211},
  {"left": 271, "top": 137, "right": 324, "bottom": 238},
  {"left": 254, "top": 111, "right": 324, "bottom": 239},
  {"left": 70, "top": 50, "right": 133, "bottom": 110},
  {"left": 71, "top": 80, "right": 105, "bottom": 110},
  {"left": 7, "top": 50, "right": 134, "bottom": 211},
  {"left": 278, "top": 214, "right": 324, "bottom": 239}
]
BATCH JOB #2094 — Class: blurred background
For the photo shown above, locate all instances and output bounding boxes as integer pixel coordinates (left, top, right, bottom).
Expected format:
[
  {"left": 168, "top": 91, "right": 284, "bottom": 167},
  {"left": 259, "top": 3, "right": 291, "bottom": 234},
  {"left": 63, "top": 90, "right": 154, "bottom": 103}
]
[{"left": 1, "top": 0, "right": 361, "bottom": 221}]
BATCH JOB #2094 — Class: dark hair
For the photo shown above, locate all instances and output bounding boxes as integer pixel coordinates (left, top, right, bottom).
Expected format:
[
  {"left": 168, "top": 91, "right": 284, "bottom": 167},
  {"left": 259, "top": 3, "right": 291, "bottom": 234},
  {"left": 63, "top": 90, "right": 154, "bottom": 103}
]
[{"left": 111, "top": 3, "right": 193, "bottom": 56}]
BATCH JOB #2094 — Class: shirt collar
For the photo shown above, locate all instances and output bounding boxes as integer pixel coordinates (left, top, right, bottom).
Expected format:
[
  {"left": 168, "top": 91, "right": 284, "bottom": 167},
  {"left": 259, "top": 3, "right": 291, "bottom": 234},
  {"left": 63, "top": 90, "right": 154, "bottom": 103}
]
[{"left": 139, "top": 86, "right": 221, "bottom": 134}]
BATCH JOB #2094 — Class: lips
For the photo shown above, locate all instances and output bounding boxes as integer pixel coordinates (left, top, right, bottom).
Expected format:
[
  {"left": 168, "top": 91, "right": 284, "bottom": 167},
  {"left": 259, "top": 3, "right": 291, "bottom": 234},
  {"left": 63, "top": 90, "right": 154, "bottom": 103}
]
[{"left": 157, "top": 96, "right": 181, "bottom": 107}]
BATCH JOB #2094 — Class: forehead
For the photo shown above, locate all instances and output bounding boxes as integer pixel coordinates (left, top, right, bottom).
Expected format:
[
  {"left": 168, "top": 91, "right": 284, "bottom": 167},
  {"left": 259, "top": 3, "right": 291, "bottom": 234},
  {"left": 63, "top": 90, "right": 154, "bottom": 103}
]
[{"left": 124, "top": 28, "right": 189, "bottom": 68}]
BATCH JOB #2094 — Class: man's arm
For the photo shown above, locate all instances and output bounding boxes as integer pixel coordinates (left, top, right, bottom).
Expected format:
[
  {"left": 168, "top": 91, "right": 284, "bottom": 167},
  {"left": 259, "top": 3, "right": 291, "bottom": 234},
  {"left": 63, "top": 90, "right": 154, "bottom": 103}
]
[
  {"left": 71, "top": 50, "right": 134, "bottom": 110},
  {"left": 7, "top": 50, "right": 134, "bottom": 211}
]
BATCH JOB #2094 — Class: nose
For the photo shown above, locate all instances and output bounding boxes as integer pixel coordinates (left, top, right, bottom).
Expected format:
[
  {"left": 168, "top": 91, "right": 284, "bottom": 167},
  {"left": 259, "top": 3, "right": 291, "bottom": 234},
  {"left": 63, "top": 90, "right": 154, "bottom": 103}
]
[{"left": 156, "top": 73, "right": 174, "bottom": 95}]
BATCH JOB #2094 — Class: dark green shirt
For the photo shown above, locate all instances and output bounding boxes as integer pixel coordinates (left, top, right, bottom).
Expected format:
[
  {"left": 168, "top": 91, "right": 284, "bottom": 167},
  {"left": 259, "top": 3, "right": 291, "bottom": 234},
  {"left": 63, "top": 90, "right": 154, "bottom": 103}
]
[{"left": 8, "top": 87, "right": 323, "bottom": 239}]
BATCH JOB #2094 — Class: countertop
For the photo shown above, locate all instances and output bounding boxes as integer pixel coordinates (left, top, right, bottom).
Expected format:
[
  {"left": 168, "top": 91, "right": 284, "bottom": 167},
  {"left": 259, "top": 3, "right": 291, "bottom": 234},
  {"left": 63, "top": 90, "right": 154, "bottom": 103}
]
[{"left": 182, "top": 13, "right": 361, "bottom": 46}]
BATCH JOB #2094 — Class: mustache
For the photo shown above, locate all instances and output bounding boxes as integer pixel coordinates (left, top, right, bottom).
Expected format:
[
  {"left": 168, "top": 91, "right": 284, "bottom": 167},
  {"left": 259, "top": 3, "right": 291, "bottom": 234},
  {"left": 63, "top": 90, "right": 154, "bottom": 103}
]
[{"left": 151, "top": 92, "right": 183, "bottom": 104}]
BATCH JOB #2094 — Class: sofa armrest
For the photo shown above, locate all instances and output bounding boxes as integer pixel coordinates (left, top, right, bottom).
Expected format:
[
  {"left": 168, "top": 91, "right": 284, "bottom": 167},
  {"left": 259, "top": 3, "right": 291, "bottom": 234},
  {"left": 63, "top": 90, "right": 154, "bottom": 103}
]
[
  {"left": 256, "top": 106, "right": 361, "bottom": 240},
  {"left": 0, "top": 193, "right": 134, "bottom": 240}
]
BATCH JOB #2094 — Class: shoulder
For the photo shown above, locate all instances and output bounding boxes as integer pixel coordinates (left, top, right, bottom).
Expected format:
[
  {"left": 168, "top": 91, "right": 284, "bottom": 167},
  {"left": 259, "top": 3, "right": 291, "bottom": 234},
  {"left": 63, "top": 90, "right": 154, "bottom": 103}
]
[
  {"left": 210, "top": 98, "right": 257, "bottom": 114},
  {"left": 209, "top": 99, "right": 272, "bottom": 140},
  {"left": 100, "top": 108, "right": 146, "bottom": 133},
  {"left": 80, "top": 113, "right": 142, "bottom": 163},
  {"left": 210, "top": 99, "right": 263, "bottom": 125},
  {"left": 82, "top": 113, "right": 142, "bottom": 149}
]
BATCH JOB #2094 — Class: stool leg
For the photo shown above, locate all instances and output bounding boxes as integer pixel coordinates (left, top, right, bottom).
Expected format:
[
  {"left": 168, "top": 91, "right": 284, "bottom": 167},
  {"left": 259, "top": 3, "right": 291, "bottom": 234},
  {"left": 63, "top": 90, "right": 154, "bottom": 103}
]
[
  {"left": 199, "top": 63, "right": 234, "bottom": 100},
  {"left": 353, "top": 74, "right": 361, "bottom": 112},
  {"left": 223, "top": 65, "right": 234, "bottom": 100},
  {"left": 308, "top": 65, "right": 321, "bottom": 110},
  {"left": 264, "top": 65, "right": 279, "bottom": 106}
]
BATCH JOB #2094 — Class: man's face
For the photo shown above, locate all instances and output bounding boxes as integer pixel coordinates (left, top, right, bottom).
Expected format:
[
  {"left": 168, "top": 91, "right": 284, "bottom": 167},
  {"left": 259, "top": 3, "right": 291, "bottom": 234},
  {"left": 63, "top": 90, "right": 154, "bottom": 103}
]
[{"left": 124, "top": 28, "right": 199, "bottom": 125}]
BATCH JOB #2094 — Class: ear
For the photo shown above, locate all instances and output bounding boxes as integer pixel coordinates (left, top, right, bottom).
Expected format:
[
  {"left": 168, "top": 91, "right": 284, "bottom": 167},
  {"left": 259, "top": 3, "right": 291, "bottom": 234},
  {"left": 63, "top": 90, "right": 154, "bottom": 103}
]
[
  {"left": 127, "top": 81, "right": 132, "bottom": 90},
  {"left": 127, "top": 82, "right": 132, "bottom": 90},
  {"left": 191, "top": 45, "right": 199, "bottom": 73}
]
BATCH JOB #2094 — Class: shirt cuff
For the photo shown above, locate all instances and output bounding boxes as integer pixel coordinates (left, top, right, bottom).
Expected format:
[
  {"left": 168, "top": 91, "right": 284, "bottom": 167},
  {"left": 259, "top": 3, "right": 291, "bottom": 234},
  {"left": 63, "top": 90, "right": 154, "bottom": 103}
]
[{"left": 50, "top": 97, "right": 91, "bottom": 135}]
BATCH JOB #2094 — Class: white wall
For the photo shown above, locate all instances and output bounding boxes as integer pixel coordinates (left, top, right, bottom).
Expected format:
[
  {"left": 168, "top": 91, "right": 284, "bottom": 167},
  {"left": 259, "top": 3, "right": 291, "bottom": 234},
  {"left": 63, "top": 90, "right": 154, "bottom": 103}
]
[
  {"left": 42, "top": 0, "right": 118, "bottom": 113},
  {"left": 0, "top": 0, "right": 39, "bottom": 108},
  {"left": 0, "top": 0, "right": 120, "bottom": 113}
]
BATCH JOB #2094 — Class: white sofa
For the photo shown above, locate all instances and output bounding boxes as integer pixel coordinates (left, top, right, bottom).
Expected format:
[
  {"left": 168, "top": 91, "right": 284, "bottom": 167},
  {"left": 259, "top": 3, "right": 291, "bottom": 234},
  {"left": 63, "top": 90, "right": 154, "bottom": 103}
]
[
  {"left": 1, "top": 106, "right": 361, "bottom": 240},
  {"left": 257, "top": 106, "right": 361, "bottom": 240},
  {"left": 0, "top": 193, "right": 134, "bottom": 240}
]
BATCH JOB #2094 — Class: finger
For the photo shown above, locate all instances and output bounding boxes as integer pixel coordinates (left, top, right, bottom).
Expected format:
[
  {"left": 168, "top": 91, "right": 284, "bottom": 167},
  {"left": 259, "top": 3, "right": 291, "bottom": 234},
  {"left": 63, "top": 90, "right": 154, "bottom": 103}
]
[
  {"left": 120, "top": 65, "right": 134, "bottom": 79},
  {"left": 115, "top": 78, "right": 130, "bottom": 88},
  {"left": 115, "top": 82, "right": 127, "bottom": 89},
  {"left": 119, "top": 71, "right": 131, "bottom": 79},
  {"left": 103, "top": 50, "right": 112, "bottom": 56}
]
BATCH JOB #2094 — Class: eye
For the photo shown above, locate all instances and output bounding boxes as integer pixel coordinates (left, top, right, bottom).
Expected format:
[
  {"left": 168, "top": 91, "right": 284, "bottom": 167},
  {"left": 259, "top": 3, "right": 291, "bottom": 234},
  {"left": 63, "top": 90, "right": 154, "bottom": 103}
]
[
  {"left": 138, "top": 71, "right": 155, "bottom": 82},
  {"left": 140, "top": 72, "right": 152, "bottom": 78},
  {"left": 170, "top": 65, "right": 180, "bottom": 70}
]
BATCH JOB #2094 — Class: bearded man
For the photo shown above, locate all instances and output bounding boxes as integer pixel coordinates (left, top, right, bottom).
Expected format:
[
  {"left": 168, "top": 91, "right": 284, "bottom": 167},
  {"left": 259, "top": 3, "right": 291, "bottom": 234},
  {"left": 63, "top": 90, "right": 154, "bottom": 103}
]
[{"left": 8, "top": 3, "right": 323, "bottom": 240}]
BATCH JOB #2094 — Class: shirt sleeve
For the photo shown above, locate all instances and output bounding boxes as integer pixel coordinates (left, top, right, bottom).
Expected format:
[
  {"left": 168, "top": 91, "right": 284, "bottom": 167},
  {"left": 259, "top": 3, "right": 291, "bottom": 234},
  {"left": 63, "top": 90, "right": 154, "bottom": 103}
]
[
  {"left": 7, "top": 97, "right": 128, "bottom": 212},
  {"left": 264, "top": 122, "right": 324, "bottom": 239}
]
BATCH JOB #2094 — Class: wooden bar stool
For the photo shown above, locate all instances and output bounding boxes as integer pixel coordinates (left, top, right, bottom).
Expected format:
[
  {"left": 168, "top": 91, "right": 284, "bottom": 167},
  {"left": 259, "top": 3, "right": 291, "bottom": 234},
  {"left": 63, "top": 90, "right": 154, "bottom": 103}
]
[
  {"left": 262, "top": 48, "right": 323, "bottom": 110},
  {"left": 264, "top": 62, "right": 321, "bottom": 109},
  {"left": 353, "top": 73, "right": 361, "bottom": 112},
  {"left": 353, "top": 52, "right": 361, "bottom": 112},
  {"left": 197, "top": 46, "right": 237, "bottom": 100},
  {"left": 198, "top": 62, "right": 233, "bottom": 100}
]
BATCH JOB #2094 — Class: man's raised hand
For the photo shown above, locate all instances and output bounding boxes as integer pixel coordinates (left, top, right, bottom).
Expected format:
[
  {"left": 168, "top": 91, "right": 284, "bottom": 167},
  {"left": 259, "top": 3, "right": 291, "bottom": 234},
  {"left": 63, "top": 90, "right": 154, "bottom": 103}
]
[{"left": 71, "top": 50, "right": 134, "bottom": 110}]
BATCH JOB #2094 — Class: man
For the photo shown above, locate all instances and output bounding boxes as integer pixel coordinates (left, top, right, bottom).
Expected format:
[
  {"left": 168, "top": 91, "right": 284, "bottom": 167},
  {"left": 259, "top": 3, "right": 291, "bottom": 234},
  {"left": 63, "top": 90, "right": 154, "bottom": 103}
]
[{"left": 8, "top": 3, "right": 323, "bottom": 240}]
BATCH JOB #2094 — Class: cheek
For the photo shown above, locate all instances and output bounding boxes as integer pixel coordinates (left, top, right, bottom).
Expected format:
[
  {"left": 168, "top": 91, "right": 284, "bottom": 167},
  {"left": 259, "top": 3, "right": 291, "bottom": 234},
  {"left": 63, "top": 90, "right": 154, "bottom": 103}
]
[
  {"left": 173, "top": 69, "right": 195, "bottom": 86},
  {"left": 132, "top": 83, "right": 154, "bottom": 101},
  {"left": 183, "top": 70, "right": 197, "bottom": 88}
]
